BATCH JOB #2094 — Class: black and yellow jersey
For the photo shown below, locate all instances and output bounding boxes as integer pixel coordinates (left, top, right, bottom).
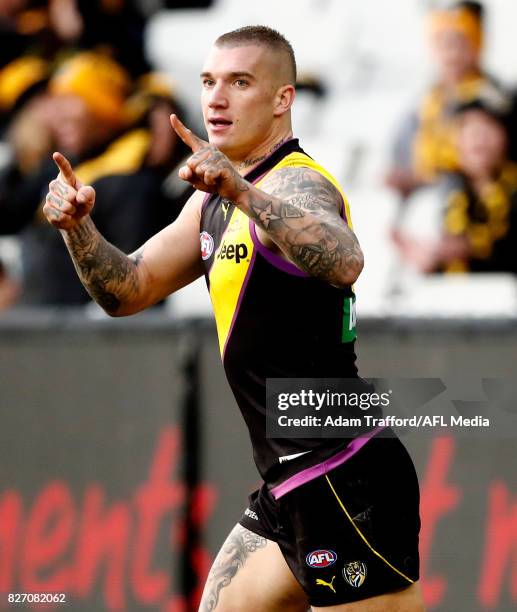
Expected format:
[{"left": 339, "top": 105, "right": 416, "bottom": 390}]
[{"left": 200, "top": 139, "right": 364, "bottom": 489}]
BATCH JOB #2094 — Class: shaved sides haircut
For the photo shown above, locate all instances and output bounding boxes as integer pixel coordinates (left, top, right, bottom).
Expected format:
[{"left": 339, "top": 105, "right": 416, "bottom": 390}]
[{"left": 215, "top": 25, "right": 297, "bottom": 85}]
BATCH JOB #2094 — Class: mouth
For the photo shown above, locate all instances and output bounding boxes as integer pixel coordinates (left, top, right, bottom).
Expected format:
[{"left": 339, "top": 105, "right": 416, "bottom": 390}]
[{"left": 208, "top": 118, "right": 233, "bottom": 131}]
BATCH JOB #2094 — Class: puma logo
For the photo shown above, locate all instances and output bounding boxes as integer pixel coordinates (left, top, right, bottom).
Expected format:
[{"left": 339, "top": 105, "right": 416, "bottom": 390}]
[{"left": 316, "top": 576, "right": 336, "bottom": 594}]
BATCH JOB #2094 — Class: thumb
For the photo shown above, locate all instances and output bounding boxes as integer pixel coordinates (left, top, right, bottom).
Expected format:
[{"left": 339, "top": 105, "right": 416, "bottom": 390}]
[{"left": 76, "top": 185, "right": 95, "bottom": 206}]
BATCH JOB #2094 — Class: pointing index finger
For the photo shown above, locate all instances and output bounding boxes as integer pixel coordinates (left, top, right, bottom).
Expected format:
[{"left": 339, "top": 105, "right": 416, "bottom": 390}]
[
  {"left": 52, "top": 152, "right": 78, "bottom": 188},
  {"left": 170, "top": 114, "right": 207, "bottom": 153}
]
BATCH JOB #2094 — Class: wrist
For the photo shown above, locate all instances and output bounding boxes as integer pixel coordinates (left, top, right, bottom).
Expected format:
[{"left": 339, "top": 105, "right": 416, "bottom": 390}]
[
  {"left": 65, "top": 214, "right": 90, "bottom": 229},
  {"left": 59, "top": 214, "right": 93, "bottom": 240},
  {"left": 228, "top": 180, "right": 253, "bottom": 209}
]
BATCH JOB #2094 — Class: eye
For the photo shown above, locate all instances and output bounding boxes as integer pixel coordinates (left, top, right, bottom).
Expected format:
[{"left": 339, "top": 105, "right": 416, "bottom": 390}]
[
  {"left": 234, "top": 79, "right": 248, "bottom": 88},
  {"left": 202, "top": 78, "right": 215, "bottom": 88}
]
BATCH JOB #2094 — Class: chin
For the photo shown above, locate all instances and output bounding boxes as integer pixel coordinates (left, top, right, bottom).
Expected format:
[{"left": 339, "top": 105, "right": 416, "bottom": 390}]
[{"left": 208, "top": 132, "right": 229, "bottom": 148}]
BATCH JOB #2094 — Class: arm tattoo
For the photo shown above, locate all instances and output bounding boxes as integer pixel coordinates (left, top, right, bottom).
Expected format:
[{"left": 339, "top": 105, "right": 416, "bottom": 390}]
[
  {"left": 60, "top": 217, "right": 142, "bottom": 314},
  {"left": 235, "top": 166, "right": 364, "bottom": 287},
  {"left": 200, "top": 525, "right": 267, "bottom": 611}
]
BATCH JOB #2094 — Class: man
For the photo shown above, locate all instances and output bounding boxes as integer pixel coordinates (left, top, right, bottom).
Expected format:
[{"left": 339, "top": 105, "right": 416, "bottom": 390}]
[{"left": 44, "top": 26, "right": 425, "bottom": 611}]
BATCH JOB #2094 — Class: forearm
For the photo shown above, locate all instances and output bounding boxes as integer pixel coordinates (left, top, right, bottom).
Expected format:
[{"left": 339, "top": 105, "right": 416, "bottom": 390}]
[
  {"left": 60, "top": 216, "right": 143, "bottom": 315},
  {"left": 233, "top": 182, "right": 364, "bottom": 287}
]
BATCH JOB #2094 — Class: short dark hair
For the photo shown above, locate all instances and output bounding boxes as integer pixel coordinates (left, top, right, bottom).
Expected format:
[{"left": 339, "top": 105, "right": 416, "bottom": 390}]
[{"left": 215, "top": 25, "right": 297, "bottom": 84}]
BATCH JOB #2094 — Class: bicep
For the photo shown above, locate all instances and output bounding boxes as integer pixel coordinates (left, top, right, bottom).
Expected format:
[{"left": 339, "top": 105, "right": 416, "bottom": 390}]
[
  {"left": 256, "top": 166, "right": 357, "bottom": 245},
  {"left": 131, "top": 191, "right": 205, "bottom": 308},
  {"left": 254, "top": 166, "right": 363, "bottom": 285}
]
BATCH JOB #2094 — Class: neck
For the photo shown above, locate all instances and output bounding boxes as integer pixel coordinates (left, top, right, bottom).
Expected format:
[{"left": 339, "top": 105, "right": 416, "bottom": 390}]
[
  {"left": 469, "top": 167, "right": 501, "bottom": 195},
  {"left": 231, "top": 129, "right": 293, "bottom": 175},
  {"left": 440, "top": 67, "right": 481, "bottom": 90}
]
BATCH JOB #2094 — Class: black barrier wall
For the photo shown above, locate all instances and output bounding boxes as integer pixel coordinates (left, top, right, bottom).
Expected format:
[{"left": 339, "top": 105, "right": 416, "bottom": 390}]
[{"left": 0, "top": 311, "right": 516, "bottom": 611}]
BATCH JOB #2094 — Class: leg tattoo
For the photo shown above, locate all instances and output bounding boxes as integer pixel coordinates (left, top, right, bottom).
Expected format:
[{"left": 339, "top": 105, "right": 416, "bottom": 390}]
[{"left": 200, "top": 525, "right": 267, "bottom": 611}]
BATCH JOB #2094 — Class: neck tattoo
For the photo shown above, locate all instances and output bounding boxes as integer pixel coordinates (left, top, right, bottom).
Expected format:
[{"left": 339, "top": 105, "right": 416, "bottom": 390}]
[{"left": 237, "top": 137, "right": 290, "bottom": 170}]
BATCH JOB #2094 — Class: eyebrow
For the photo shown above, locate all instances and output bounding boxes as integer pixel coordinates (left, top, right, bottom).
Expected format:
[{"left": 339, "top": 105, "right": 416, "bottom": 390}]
[{"left": 200, "top": 71, "right": 256, "bottom": 80}]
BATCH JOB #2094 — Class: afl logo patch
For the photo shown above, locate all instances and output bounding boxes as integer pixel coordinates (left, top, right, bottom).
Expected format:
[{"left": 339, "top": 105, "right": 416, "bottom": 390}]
[
  {"left": 200, "top": 231, "right": 214, "bottom": 260},
  {"left": 306, "top": 550, "right": 337, "bottom": 568}
]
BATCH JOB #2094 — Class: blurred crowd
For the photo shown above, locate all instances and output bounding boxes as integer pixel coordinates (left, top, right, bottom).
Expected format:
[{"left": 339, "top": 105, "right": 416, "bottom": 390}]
[
  {"left": 0, "top": 0, "right": 516, "bottom": 313},
  {"left": 0, "top": 0, "right": 196, "bottom": 308},
  {"left": 386, "top": 1, "right": 517, "bottom": 276}
]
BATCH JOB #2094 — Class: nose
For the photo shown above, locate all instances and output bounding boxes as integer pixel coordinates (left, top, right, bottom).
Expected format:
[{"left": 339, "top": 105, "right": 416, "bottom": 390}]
[{"left": 207, "top": 81, "right": 229, "bottom": 110}]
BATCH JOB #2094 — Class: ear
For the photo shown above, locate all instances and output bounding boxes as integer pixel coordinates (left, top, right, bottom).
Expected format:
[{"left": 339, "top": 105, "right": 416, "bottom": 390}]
[{"left": 273, "top": 84, "right": 296, "bottom": 117}]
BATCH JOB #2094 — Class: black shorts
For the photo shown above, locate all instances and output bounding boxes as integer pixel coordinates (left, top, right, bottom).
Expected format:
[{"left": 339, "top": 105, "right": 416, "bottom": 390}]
[{"left": 239, "top": 435, "right": 420, "bottom": 607}]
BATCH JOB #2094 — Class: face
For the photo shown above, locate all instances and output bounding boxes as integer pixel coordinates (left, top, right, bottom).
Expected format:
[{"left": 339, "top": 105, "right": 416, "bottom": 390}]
[
  {"left": 51, "top": 94, "right": 112, "bottom": 156},
  {"left": 431, "top": 30, "right": 479, "bottom": 82},
  {"left": 200, "top": 44, "right": 291, "bottom": 159},
  {"left": 458, "top": 110, "right": 507, "bottom": 178}
]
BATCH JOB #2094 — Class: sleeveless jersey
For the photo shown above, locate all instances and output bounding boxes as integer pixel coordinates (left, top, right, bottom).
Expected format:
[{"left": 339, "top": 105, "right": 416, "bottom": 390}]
[{"left": 200, "top": 139, "right": 367, "bottom": 489}]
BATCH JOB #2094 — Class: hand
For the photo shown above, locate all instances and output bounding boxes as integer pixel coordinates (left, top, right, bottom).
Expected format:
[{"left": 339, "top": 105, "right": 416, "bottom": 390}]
[
  {"left": 43, "top": 152, "right": 96, "bottom": 230},
  {"left": 170, "top": 114, "right": 249, "bottom": 200}
]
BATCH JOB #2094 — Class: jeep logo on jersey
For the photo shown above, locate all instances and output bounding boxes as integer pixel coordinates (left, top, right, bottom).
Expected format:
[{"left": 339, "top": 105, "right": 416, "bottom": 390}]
[
  {"left": 306, "top": 550, "right": 337, "bottom": 568},
  {"left": 200, "top": 231, "right": 214, "bottom": 260},
  {"left": 217, "top": 242, "right": 248, "bottom": 263}
]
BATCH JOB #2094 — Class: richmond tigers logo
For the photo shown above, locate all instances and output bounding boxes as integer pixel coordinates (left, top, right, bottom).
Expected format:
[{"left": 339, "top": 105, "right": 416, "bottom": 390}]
[{"left": 342, "top": 561, "right": 367, "bottom": 588}]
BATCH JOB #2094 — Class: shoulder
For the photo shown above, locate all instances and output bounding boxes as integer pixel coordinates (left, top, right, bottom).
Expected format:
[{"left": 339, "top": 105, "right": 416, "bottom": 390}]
[
  {"left": 183, "top": 188, "right": 207, "bottom": 216},
  {"left": 259, "top": 165, "right": 343, "bottom": 213},
  {"left": 161, "top": 188, "right": 206, "bottom": 235},
  {"left": 260, "top": 164, "right": 323, "bottom": 185}
]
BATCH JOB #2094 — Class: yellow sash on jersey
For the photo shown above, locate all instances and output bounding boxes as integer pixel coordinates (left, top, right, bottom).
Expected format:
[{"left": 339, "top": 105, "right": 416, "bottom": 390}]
[
  {"left": 209, "top": 152, "right": 353, "bottom": 356},
  {"left": 209, "top": 207, "right": 254, "bottom": 356}
]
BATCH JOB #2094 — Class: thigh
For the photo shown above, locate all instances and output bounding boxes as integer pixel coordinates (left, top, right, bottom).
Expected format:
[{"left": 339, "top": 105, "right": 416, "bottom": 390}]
[
  {"left": 312, "top": 581, "right": 426, "bottom": 611},
  {"left": 199, "top": 524, "right": 309, "bottom": 612}
]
